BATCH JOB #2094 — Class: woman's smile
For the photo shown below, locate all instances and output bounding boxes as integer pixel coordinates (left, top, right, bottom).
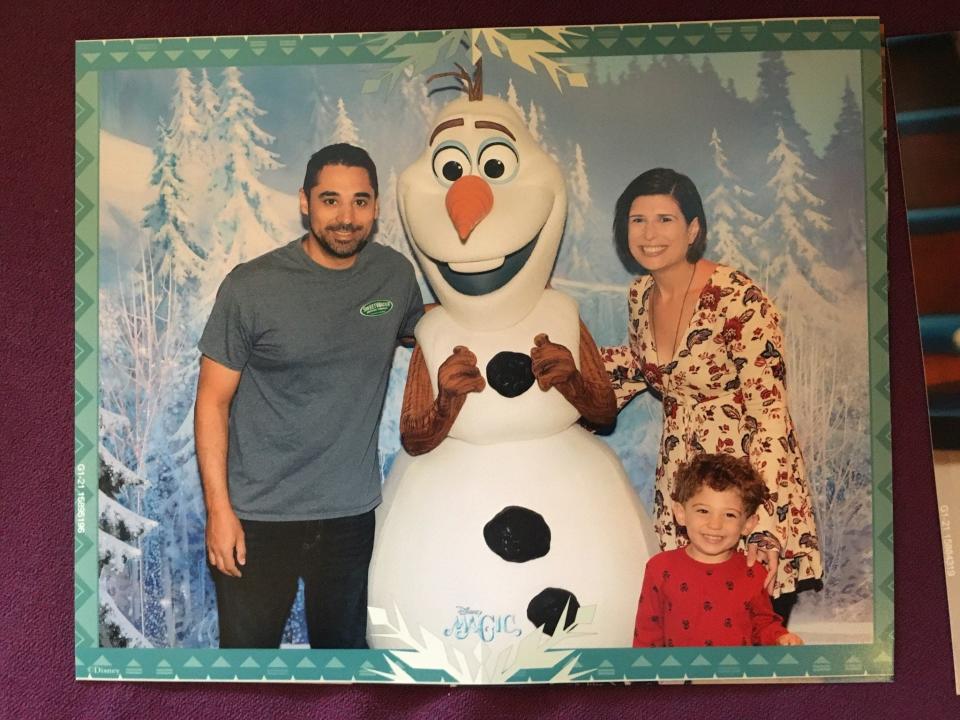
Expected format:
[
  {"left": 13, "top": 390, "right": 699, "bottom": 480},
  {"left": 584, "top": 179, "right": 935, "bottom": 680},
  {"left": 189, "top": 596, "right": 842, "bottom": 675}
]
[{"left": 626, "top": 193, "right": 699, "bottom": 273}]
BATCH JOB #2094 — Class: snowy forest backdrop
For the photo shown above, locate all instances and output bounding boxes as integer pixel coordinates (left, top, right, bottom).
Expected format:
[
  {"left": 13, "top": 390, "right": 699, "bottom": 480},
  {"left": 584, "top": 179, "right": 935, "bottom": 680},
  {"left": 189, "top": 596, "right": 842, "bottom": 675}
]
[{"left": 96, "top": 49, "right": 873, "bottom": 648}]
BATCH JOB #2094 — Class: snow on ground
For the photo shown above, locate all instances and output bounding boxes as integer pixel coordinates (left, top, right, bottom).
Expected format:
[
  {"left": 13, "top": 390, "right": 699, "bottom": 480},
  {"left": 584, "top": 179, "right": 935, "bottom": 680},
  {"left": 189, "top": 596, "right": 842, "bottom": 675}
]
[{"left": 99, "top": 131, "right": 155, "bottom": 263}]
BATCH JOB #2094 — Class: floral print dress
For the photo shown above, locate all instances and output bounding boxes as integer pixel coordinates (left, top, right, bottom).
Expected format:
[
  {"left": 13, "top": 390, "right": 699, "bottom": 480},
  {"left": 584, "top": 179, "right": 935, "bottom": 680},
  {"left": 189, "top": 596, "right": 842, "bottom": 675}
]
[{"left": 602, "top": 265, "right": 822, "bottom": 596}]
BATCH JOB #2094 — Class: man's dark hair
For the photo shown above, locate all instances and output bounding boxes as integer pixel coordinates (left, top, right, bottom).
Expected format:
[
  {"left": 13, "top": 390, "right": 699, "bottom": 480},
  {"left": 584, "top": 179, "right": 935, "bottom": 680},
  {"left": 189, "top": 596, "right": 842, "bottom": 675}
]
[
  {"left": 612, "top": 167, "right": 708, "bottom": 274},
  {"left": 302, "top": 143, "right": 379, "bottom": 197},
  {"left": 670, "top": 453, "right": 766, "bottom": 516}
]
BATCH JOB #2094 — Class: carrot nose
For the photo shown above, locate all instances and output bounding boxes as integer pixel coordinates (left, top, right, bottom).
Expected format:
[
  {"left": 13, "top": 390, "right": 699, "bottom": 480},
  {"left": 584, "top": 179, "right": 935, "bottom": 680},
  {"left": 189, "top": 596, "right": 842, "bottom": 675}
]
[{"left": 445, "top": 175, "right": 494, "bottom": 242}]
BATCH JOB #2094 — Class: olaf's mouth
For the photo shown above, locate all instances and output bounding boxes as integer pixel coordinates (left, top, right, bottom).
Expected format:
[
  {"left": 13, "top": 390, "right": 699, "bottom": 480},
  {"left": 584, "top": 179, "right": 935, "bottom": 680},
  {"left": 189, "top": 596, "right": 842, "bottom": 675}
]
[{"left": 433, "top": 234, "right": 538, "bottom": 296}]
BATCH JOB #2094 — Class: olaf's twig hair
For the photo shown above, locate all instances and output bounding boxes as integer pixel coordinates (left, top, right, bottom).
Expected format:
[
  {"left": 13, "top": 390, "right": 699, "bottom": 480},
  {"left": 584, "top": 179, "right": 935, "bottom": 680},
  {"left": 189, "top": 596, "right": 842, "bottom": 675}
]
[{"left": 427, "top": 58, "right": 483, "bottom": 101}]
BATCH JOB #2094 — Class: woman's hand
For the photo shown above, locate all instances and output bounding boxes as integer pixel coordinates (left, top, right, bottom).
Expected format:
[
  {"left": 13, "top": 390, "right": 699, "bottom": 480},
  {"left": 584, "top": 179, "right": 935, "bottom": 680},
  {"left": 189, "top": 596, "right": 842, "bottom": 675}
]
[{"left": 746, "top": 540, "right": 780, "bottom": 594}]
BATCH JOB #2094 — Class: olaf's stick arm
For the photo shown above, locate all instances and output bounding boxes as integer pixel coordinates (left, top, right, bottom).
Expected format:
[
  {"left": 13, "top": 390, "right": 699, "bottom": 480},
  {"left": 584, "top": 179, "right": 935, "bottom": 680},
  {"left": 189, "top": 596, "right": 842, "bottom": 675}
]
[
  {"left": 400, "top": 345, "right": 485, "bottom": 456},
  {"left": 530, "top": 320, "right": 617, "bottom": 428}
]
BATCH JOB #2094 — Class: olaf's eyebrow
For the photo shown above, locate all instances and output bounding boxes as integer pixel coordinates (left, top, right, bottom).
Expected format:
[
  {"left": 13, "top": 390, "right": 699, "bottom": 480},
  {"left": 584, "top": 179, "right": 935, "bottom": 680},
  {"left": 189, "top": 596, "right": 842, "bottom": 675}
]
[
  {"left": 474, "top": 120, "right": 516, "bottom": 141},
  {"left": 430, "top": 118, "right": 465, "bottom": 145}
]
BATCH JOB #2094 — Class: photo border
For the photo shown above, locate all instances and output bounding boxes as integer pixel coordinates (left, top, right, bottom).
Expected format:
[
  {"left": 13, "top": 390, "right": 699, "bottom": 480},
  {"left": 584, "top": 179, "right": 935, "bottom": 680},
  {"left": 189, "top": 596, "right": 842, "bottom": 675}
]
[{"left": 75, "top": 16, "right": 892, "bottom": 684}]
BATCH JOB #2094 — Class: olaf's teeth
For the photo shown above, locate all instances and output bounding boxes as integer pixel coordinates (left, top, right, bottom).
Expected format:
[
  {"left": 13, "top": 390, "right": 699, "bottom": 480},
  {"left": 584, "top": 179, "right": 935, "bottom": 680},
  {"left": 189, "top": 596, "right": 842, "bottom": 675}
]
[{"left": 448, "top": 258, "right": 506, "bottom": 273}]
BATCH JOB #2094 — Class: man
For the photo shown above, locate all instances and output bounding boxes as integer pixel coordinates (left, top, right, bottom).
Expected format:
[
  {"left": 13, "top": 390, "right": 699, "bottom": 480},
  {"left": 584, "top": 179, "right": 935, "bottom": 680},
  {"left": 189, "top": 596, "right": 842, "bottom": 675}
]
[{"left": 195, "top": 144, "right": 424, "bottom": 648}]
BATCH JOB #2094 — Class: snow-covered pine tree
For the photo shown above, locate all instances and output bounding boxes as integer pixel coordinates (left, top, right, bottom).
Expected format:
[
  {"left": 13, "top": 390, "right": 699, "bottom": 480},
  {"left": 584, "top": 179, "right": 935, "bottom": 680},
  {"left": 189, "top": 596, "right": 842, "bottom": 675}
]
[
  {"left": 704, "top": 128, "right": 762, "bottom": 276},
  {"left": 375, "top": 167, "right": 423, "bottom": 285},
  {"left": 141, "top": 92, "right": 207, "bottom": 374},
  {"left": 584, "top": 57, "right": 600, "bottom": 87},
  {"left": 754, "top": 51, "right": 816, "bottom": 166},
  {"left": 196, "top": 69, "right": 221, "bottom": 165},
  {"left": 97, "top": 410, "right": 158, "bottom": 648},
  {"left": 196, "top": 69, "right": 220, "bottom": 132},
  {"left": 166, "top": 69, "right": 204, "bottom": 158},
  {"left": 621, "top": 55, "right": 642, "bottom": 84},
  {"left": 333, "top": 97, "right": 361, "bottom": 145},
  {"left": 308, "top": 74, "right": 334, "bottom": 154},
  {"left": 525, "top": 101, "right": 560, "bottom": 164},
  {"left": 400, "top": 66, "right": 438, "bottom": 129},
  {"left": 156, "top": 69, "right": 211, "bottom": 208},
  {"left": 569, "top": 143, "right": 591, "bottom": 237},
  {"left": 700, "top": 56, "right": 721, "bottom": 86},
  {"left": 505, "top": 79, "right": 527, "bottom": 125},
  {"left": 819, "top": 77, "right": 866, "bottom": 268},
  {"left": 142, "top": 119, "right": 204, "bottom": 288},
  {"left": 188, "top": 69, "right": 224, "bottom": 245},
  {"left": 207, "top": 67, "right": 285, "bottom": 284},
  {"left": 99, "top": 453, "right": 158, "bottom": 572},
  {"left": 558, "top": 142, "right": 600, "bottom": 282},
  {"left": 759, "top": 126, "right": 844, "bottom": 311},
  {"left": 527, "top": 101, "right": 542, "bottom": 142}
]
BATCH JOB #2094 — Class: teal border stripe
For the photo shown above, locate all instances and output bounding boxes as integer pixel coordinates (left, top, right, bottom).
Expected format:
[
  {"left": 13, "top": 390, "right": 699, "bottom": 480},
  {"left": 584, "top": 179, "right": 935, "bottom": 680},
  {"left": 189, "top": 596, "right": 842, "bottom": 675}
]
[
  {"left": 560, "top": 18, "right": 879, "bottom": 57},
  {"left": 75, "top": 32, "right": 449, "bottom": 71},
  {"left": 75, "top": 17, "right": 890, "bottom": 684},
  {"left": 74, "top": 642, "right": 892, "bottom": 682},
  {"left": 75, "top": 68, "right": 99, "bottom": 650},
  {"left": 861, "top": 44, "right": 894, "bottom": 658},
  {"left": 74, "top": 18, "right": 881, "bottom": 70}
]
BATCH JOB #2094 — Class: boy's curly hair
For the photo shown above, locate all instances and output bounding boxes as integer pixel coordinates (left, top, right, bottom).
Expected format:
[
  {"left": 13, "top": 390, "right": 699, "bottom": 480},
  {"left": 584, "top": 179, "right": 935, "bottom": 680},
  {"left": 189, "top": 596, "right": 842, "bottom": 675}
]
[{"left": 670, "top": 453, "right": 766, "bottom": 516}]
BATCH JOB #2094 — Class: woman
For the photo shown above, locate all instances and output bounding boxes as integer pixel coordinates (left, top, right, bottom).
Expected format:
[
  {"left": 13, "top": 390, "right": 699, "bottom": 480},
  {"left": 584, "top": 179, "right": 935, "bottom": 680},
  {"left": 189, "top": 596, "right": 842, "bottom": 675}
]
[{"left": 601, "top": 168, "right": 822, "bottom": 613}]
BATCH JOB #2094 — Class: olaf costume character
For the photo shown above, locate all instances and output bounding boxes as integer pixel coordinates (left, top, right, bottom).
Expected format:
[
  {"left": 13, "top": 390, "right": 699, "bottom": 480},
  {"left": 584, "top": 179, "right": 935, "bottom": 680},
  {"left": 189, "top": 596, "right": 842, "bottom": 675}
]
[{"left": 368, "top": 89, "right": 655, "bottom": 652}]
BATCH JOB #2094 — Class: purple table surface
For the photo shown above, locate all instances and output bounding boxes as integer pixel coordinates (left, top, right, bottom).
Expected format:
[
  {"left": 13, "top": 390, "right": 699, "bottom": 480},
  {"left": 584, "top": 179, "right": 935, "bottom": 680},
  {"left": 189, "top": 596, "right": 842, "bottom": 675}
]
[{"left": 3, "top": 1, "right": 958, "bottom": 717}]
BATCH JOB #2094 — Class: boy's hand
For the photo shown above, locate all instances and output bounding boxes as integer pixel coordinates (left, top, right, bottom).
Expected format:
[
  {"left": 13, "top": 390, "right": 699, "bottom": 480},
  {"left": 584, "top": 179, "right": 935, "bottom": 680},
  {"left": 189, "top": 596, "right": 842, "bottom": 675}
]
[{"left": 776, "top": 632, "right": 803, "bottom": 646}]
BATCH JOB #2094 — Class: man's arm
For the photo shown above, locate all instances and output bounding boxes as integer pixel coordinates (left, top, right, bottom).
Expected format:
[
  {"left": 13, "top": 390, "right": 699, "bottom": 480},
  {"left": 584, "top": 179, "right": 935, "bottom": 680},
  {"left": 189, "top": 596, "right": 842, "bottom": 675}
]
[{"left": 195, "top": 355, "right": 245, "bottom": 577}]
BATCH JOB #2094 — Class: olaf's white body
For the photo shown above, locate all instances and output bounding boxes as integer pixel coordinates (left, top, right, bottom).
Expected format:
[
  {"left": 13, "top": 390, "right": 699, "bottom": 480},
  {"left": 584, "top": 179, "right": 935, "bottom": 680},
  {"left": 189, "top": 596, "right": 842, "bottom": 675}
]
[
  {"left": 419, "top": 291, "right": 580, "bottom": 443},
  {"left": 367, "top": 95, "right": 655, "bottom": 652}
]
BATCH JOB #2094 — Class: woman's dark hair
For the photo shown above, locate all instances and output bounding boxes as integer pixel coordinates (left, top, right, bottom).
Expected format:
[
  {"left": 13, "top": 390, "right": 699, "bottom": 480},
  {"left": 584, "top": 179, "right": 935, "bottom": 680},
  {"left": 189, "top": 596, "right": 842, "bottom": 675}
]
[{"left": 612, "top": 168, "right": 708, "bottom": 273}]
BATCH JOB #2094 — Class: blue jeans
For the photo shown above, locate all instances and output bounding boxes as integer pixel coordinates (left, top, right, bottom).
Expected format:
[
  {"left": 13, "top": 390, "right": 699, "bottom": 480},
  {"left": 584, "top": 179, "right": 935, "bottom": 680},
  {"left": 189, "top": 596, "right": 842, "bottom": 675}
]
[{"left": 212, "top": 510, "right": 375, "bottom": 649}]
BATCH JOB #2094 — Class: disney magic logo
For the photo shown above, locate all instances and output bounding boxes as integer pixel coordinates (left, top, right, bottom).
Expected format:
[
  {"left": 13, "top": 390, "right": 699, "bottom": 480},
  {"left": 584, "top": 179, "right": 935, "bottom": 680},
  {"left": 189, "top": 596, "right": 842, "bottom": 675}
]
[{"left": 442, "top": 606, "right": 523, "bottom": 643}]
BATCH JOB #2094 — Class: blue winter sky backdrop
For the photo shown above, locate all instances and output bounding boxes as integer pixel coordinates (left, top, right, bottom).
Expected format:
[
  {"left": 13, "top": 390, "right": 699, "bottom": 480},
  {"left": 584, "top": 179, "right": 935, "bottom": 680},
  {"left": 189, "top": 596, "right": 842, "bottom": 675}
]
[{"left": 101, "top": 50, "right": 861, "bottom": 195}]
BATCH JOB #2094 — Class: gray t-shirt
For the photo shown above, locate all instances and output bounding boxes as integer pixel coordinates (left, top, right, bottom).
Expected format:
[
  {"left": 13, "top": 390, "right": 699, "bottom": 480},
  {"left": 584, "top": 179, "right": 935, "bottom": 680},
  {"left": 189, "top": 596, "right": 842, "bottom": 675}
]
[{"left": 198, "top": 238, "right": 423, "bottom": 521}]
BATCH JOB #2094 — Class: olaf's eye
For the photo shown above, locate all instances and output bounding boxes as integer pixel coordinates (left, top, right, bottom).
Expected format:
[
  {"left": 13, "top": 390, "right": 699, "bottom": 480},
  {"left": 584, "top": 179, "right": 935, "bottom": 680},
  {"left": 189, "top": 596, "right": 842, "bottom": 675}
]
[
  {"left": 432, "top": 144, "right": 471, "bottom": 185},
  {"left": 478, "top": 140, "right": 518, "bottom": 183}
]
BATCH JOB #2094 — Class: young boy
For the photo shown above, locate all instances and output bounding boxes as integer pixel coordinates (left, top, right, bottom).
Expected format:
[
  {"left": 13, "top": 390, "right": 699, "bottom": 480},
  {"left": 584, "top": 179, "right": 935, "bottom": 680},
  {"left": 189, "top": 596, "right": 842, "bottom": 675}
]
[{"left": 633, "top": 453, "right": 803, "bottom": 647}]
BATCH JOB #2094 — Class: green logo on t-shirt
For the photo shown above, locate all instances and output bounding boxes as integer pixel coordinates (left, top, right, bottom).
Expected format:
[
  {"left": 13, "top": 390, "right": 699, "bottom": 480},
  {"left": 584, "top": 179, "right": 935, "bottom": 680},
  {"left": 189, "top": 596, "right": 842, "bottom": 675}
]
[{"left": 360, "top": 299, "right": 394, "bottom": 317}]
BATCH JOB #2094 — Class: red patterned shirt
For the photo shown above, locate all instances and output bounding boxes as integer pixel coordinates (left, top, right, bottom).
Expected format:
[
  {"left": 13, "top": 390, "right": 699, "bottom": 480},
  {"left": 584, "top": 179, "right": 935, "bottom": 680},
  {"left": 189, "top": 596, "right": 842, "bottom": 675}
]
[{"left": 633, "top": 548, "right": 788, "bottom": 647}]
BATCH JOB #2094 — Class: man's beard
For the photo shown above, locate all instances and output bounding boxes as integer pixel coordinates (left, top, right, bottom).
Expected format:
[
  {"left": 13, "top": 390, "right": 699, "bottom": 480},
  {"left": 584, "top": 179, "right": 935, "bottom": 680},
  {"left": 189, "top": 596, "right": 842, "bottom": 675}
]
[{"left": 314, "top": 223, "right": 371, "bottom": 259}]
